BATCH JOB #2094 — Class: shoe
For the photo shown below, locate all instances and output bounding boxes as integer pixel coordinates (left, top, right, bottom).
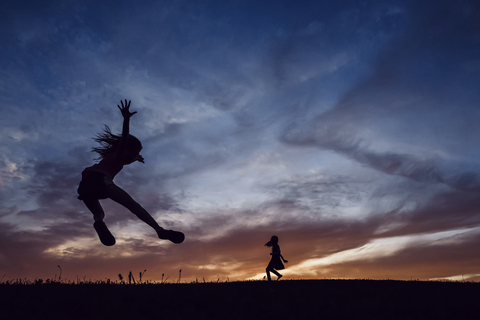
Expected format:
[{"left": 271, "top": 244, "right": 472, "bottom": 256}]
[
  {"left": 277, "top": 275, "right": 283, "bottom": 280},
  {"left": 93, "top": 221, "right": 116, "bottom": 246},
  {"left": 158, "top": 229, "right": 185, "bottom": 244}
]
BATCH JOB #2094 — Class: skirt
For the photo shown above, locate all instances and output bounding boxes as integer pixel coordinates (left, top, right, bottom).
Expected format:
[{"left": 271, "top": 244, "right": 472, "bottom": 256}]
[{"left": 268, "top": 256, "right": 285, "bottom": 270}]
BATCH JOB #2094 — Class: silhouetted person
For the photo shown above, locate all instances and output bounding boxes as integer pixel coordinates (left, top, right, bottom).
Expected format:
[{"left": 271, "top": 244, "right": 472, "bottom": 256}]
[
  {"left": 77, "top": 99, "right": 184, "bottom": 246},
  {"left": 265, "top": 235, "right": 288, "bottom": 281}
]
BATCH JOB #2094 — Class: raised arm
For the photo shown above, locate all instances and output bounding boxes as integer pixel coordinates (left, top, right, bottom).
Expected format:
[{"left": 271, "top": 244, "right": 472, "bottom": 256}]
[{"left": 116, "top": 99, "right": 136, "bottom": 157}]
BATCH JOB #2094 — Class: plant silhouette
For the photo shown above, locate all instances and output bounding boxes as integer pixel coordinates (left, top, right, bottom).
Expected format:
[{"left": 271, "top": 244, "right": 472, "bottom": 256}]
[
  {"left": 265, "top": 235, "right": 288, "bottom": 281},
  {"left": 77, "top": 100, "right": 185, "bottom": 246}
]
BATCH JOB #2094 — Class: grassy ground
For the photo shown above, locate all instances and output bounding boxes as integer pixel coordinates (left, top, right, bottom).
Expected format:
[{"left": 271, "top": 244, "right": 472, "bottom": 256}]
[{"left": 1, "top": 279, "right": 480, "bottom": 319}]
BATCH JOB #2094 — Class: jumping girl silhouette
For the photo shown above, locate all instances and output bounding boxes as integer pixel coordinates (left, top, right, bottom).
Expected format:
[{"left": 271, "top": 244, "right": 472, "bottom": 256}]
[
  {"left": 265, "top": 235, "right": 288, "bottom": 281},
  {"left": 77, "top": 99, "right": 185, "bottom": 246}
]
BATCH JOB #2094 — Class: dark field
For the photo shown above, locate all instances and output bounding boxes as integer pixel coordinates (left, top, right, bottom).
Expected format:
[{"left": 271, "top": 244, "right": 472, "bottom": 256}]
[{"left": 1, "top": 279, "right": 480, "bottom": 319}]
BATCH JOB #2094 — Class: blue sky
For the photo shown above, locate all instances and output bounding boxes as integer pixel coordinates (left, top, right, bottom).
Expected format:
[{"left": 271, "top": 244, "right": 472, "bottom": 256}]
[{"left": 1, "top": 0, "right": 480, "bottom": 282}]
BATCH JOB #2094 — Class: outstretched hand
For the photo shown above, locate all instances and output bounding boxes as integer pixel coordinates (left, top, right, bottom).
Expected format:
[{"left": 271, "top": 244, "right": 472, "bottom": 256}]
[{"left": 117, "top": 99, "right": 137, "bottom": 118}]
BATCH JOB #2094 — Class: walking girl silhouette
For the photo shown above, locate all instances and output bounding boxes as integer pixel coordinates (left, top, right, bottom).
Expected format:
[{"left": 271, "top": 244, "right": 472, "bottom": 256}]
[
  {"left": 77, "top": 100, "right": 185, "bottom": 246},
  {"left": 265, "top": 235, "right": 288, "bottom": 281}
]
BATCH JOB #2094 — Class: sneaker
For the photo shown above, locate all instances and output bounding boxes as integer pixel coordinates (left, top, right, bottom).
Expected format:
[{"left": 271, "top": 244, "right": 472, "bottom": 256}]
[
  {"left": 93, "top": 221, "right": 116, "bottom": 246},
  {"left": 277, "top": 275, "right": 283, "bottom": 280},
  {"left": 157, "top": 229, "right": 185, "bottom": 244}
]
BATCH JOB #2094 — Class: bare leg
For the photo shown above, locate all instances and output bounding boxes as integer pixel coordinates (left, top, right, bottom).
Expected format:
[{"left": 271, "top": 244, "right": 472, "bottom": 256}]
[
  {"left": 104, "top": 184, "right": 163, "bottom": 233},
  {"left": 82, "top": 184, "right": 183, "bottom": 243},
  {"left": 83, "top": 198, "right": 105, "bottom": 222},
  {"left": 266, "top": 266, "right": 282, "bottom": 280},
  {"left": 82, "top": 198, "right": 115, "bottom": 246}
]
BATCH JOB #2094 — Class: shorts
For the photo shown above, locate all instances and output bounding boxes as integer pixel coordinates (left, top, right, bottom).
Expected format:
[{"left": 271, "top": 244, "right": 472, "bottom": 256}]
[{"left": 77, "top": 172, "right": 114, "bottom": 200}]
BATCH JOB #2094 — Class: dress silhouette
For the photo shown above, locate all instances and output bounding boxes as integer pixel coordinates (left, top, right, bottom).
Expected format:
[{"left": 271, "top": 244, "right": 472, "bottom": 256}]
[
  {"left": 77, "top": 100, "right": 184, "bottom": 246},
  {"left": 265, "top": 235, "right": 288, "bottom": 281}
]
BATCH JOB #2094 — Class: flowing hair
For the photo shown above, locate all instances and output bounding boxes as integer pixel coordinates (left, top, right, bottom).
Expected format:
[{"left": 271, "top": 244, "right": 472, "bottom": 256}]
[
  {"left": 265, "top": 235, "right": 279, "bottom": 247},
  {"left": 91, "top": 125, "right": 141, "bottom": 160}
]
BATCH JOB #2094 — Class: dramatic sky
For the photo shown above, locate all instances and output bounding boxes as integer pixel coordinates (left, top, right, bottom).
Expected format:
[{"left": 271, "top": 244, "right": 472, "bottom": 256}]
[{"left": 1, "top": 0, "right": 480, "bottom": 283}]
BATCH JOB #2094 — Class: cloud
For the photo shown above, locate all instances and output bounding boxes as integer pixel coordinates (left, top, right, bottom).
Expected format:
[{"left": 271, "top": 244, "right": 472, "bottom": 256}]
[
  {"left": 279, "top": 0, "right": 480, "bottom": 193},
  {"left": 282, "top": 123, "right": 480, "bottom": 192},
  {"left": 306, "top": 228, "right": 480, "bottom": 281}
]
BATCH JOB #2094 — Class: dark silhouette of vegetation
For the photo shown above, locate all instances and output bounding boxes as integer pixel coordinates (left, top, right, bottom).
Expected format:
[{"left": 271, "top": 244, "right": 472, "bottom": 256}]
[
  {"left": 128, "top": 271, "right": 136, "bottom": 284},
  {"left": 1, "top": 279, "right": 479, "bottom": 319},
  {"left": 139, "top": 269, "right": 146, "bottom": 283}
]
